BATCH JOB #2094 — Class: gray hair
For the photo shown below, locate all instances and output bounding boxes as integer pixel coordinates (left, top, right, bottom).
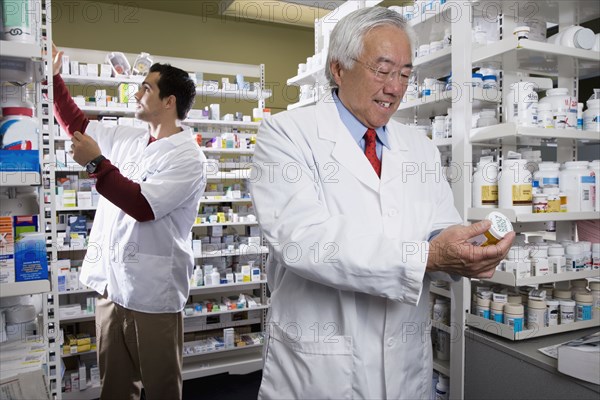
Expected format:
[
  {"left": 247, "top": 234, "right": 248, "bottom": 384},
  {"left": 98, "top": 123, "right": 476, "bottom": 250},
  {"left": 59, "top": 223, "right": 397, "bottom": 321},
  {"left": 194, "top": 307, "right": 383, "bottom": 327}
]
[{"left": 325, "top": 7, "right": 415, "bottom": 88}]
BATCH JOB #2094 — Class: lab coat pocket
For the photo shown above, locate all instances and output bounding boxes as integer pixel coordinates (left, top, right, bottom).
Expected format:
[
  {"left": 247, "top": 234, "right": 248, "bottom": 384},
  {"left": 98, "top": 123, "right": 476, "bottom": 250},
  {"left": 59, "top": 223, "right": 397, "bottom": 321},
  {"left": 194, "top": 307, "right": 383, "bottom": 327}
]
[
  {"left": 121, "top": 253, "right": 176, "bottom": 311},
  {"left": 259, "top": 324, "right": 354, "bottom": 400}
]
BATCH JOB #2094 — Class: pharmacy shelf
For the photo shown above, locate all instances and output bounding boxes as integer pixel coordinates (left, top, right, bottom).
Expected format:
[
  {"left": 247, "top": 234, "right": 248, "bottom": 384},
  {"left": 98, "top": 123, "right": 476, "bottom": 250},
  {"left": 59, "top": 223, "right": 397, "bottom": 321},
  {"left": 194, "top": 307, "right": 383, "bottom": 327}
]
[
  {"left": 0, "top": 40, "right": 42, "bottom": 59},
  {"left": 56, "top": 245, "right": 88, "bottom": 252},
  {"left": 432, "top": 321, "right": 452, "bottom": 334},
  {"left": 189, "top": 279, "right": 266, "bottom": 296},
  {"left": 58, "top": 287, "right": 96, "bottom": 295},
  {"left": 472, "top": 37, "right": 600, "bottom": 80},
  {"left": 200, "top": 197, "right": 252, "bottom": 204},
  {"left": 0, "top": 171, "right": 41, "bottom": 186},
  {"left": 468, "top": 208, "right": 600, "bottom": 223},
  {"left": 184, "top": 305, "right": 269, "bottom": 320},
  {"left": 466, "top": 314, "right": 600, "bottom": 341},
  {"left": 62, "top": 75, "right": 272, "bottom": 100},
  {"left": 192, "top": 221, "right": 258, "bottom": 228},
  {"left": 470, "top": 122, "right": 600, "bottom": 144},
  {"left": 183, "top": 119, "right": 260, "bottom": 129},
  {"left": 431, "top": 138, "right": 452, "bottom": 147},
  {"left": 184, "top": 317, "right": 263, "bottom": 334},
  {"left": 0, "top": 280, "right": 51, "bottom": 298},
  {"left": 287, "top": 65, "right": 326, "bottom": 86},
  {"left": 433, "top": 358, "right": 450, "bottom": 377},
  {"left": 62, "top": 384, "right": 101, "bottom": 400},
  {"left": 184, "top": 343, "right": 262, "bottom": 359},
  {"left": 199, "top": 147, "right": 254, "bottom": 155},
  {"left": 196, "top": 87, "right": 272, "bottom": 101},
  {"left": 182, "top": 350, "right": 262, "bottom": 381},
  {"left": 430, "top": 285, "right": 451, "bottom": 299},
  {"left": 395, "top": 87, "right": 500, "bottom": 118},
  {"left": 55, "top": 206, "right": 97, "bottom": 212},
  {"left": 60, "top": 313, "right": 95, "bottom": 323},
  {"left": 55, "top": 164, "right": 85, "bottom": 172},
  {"left": 196, "top": 247, "right": 269, "bottom": 259},
  {"left": 412, "top": 46, "right": 452, "bottom": 78},
  {"left": 79, "top": 106, "right": 136, "bottom": 116},
  {"left": 287, "top": 95, "right": 319, "bottom": 111},
  {"left": 206, "top": 170, "right": 252, "bottom": 180},
  {"left": 61, "top": 348, "right": 96, "bottom": 359},
  {"left": 61, "top": 74, "right": 143, "bottom": 85},
  {"left": 482, "top": 269, "right": 600, "bottom": 287}
]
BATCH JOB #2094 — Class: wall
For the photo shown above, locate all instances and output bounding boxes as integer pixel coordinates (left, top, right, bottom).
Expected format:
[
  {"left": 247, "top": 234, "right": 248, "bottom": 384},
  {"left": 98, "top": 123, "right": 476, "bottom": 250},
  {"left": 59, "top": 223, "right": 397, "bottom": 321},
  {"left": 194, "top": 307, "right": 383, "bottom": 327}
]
[{"left": 51, "top": 0, "right": 316, "bottom": 114}]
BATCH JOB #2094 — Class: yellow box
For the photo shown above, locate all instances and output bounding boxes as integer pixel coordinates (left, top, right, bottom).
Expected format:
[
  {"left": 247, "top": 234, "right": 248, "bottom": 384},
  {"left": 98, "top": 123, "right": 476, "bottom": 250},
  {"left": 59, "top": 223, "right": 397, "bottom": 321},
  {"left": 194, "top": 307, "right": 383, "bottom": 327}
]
[
  {"left": 77, "top": 344, "right": 91, "bottom": 353},
  {"left": 76, "top": 333, "right": 91, "bottom": 346}
]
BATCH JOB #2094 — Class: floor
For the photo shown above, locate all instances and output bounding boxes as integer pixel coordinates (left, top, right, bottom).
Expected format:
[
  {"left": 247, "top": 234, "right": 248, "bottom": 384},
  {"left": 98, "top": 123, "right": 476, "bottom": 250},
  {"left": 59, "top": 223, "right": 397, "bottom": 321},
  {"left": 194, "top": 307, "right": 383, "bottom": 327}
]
[{"left": 182, "top": 371, "right": 262, "bottom": 400}]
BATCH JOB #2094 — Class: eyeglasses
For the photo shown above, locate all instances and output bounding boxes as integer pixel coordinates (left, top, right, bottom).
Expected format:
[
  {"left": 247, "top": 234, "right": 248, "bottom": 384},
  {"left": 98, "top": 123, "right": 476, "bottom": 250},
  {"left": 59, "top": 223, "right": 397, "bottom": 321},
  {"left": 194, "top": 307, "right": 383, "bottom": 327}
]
[{"left": 351, "top": 58, "right": 413, "bottom": 85}]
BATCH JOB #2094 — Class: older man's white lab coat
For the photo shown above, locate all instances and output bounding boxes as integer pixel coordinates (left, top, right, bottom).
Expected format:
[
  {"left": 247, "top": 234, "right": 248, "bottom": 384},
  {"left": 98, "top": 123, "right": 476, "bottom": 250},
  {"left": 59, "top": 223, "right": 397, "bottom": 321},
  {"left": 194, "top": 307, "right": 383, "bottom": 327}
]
[{"left": 250, "top": 97, "right": 462, "bottom": 399}]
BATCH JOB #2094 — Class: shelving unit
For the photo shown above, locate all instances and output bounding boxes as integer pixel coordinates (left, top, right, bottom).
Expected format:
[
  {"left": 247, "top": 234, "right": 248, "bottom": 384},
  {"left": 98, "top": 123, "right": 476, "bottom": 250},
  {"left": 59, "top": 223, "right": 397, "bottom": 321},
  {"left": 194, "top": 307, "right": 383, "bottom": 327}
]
[
  {"left": 0, "top": 1, "right": 58, "bottom": 397},
  {"left": 48, "top": 48, "right": 271, "bottom": 397}
]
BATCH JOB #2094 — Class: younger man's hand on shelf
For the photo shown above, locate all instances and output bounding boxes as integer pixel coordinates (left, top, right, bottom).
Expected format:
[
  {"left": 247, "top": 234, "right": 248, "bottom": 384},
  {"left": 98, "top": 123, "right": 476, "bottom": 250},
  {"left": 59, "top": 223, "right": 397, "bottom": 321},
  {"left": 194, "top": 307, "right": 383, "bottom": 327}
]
[{"left": 70, "top": 131, "right": 101, "bottom": 166}]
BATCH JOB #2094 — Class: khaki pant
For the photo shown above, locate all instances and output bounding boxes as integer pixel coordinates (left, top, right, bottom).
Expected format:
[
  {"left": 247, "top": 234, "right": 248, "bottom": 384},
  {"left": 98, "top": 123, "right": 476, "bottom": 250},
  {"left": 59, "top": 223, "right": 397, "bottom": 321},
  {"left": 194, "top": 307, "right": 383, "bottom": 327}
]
[{"left": 95, "top": 296, "right": 183, "bottom": 400}]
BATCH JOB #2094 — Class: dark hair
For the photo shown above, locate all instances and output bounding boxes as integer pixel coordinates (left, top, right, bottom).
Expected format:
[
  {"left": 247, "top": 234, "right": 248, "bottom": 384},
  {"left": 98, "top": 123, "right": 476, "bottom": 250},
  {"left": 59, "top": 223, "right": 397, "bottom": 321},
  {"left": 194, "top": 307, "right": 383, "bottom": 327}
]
[{"left": 149, "top": 63, "right": 196, "bottom": 120}]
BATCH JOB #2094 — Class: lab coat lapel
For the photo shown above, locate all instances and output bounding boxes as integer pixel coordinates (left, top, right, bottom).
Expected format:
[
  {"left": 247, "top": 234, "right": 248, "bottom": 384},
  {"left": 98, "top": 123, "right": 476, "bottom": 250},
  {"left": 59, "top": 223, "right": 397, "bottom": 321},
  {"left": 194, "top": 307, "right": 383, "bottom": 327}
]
[
  {"left": 381, "top": 122, "right": 410, "bottom": 184},
  {"left": 315, "top": 100, "right": 380, "bottom": 193}
]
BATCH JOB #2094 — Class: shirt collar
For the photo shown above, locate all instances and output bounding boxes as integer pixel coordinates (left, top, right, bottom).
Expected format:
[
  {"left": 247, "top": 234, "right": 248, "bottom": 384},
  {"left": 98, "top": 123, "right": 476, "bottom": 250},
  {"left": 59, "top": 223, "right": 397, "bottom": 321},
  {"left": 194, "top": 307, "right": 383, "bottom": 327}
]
[{"left": 332, "top": 90, "right": 390, "bottom": 149}]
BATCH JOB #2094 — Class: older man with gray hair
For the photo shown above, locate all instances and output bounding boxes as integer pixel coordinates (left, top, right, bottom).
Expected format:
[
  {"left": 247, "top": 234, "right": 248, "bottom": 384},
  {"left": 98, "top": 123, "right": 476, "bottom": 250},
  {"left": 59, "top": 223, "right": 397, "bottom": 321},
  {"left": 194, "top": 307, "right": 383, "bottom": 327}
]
[{"left": 251, "top": 6, "right": 513, "bottom": 399}]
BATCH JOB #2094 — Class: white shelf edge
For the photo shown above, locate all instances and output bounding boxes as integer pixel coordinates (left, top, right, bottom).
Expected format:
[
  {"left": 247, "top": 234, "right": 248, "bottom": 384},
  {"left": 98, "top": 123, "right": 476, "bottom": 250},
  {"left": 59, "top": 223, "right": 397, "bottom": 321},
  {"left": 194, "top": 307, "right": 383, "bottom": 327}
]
[
  {"left": 60, "top": 314, "right": 96, "bottom": 323},
  {"left": 466, "top": 313, "right": 600, "bottom": 341},
  {"left": 430, "top": 285, "right": 451, "bottom": 299},
  {"left": 0, "top": 41, "right": 42, "bottom": 59},
  {"left": 470, "top": 122, "right": 600, "bottom": 143},
  {"left": 183, "top": 119, "right": 260, "bottom": 128},
  {"left": 196, "top": 88, "right": 272, "bottom": 101},
  {"left": 433, "top": 358, "right": 450, "bottom": 377},
  {"left": 61, "top": 349, "right": 96, "bottom": 359},
  {"left": 183, "top": 317, "right": 263, "bottom": 334},
  {"left": 0, "top": 171, "right": 41, "bottom": 187},
  {"left": 192, "top": 221, "right": 258, "bottom": 227},
  {"left": 431, "top": 138, "right": 452, "bottom": 147},
  {"left": 184, "top": 305, "right": 269, "bottom": 320},
  {"left": 0, "top": 280, "right": 51, "bottom": 298},
  {"left": 199, "top": 198, "right": 252, "bottom": 204},
  {"left": 79, "top": 106, "right": 136, "bottom": 115},
  {"left": 61, "top": 74, "right": 143, "bottom": 85},
  {"left": 58, "top": 288, "right": 96, "bottom": 295},
  {"left": 188, "top": 279, "right": 266, "bottom": 295},
  {"left": 199, "top": 147, "right": 255, "bottom": 154},
  {"left": 206, "top": 170, "right": 252, "bottom": 180},
  {"left": 181, "top": 351, "right": 262, "bottom": 381},
  {"left": 183, "top": 343, "right": 263, "bottom": 359},
  {"left": 287, "top": 65, "right": 326, "bottom": 86},
  {"left": 55, "top": 206, "right": 97, "bottom": 212},
  {"left": 196, "top": 247, "right": 269, "bottom": 259},
  {"left": 483, "top": 269, "right": 600, "bottom": 287},
  {"left": 413, "top": 46, "right": 452, "bottom": 68},
  {"left": 468, "top": 208, "right": 600, "bottom": 223},
  {"left": 287, "top": 96, "right": 318, "bottom": 110}
]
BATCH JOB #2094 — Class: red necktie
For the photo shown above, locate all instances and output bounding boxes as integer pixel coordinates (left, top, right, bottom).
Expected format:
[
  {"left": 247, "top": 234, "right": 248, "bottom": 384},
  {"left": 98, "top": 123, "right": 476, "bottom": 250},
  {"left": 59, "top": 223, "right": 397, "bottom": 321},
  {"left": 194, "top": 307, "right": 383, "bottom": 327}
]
[{"left": 364, "top": 128, "right": 381, "bottom": 177}]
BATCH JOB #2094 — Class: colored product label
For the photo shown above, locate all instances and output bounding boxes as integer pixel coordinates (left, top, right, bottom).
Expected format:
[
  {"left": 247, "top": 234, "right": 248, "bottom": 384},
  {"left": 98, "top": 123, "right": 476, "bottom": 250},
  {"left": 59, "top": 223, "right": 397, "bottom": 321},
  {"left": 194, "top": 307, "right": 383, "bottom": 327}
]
[
  {"left": 547, "top": 198, "right": 561, "bottom": 213},
  {"left": 477, "top": 308, "right": 490, "bottom": 319},
  {"left": 577, "top": 305, "right": 592, "bottom": 321},
  {"left": 508, "top": 316, "right": 523, "bottom": 333},
  {"left": 581, "top": 176, "right": 595, "bottom": 184},
  {"left": 481, "top": 185, "right": 498, "bottom": 205},
  {"left": 542, "top": 177, "right": 559, "bottom": 185},
  {"left": 512, "top": 184, "right": 532, "bottom": 205},
  {"left": 492, "top": 312, "right": 503, "bottom": 323}
]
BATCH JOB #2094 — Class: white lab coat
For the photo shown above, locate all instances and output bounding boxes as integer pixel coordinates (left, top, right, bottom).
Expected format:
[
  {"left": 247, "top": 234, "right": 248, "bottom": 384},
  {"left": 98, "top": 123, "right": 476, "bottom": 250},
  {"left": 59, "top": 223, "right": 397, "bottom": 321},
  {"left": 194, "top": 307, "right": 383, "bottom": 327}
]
[
  {"left": 250, "top": 98, "right": 462, "bottom": 399},
  {"left": 79, "top": 122, "right": 206, "bottom": 313}
]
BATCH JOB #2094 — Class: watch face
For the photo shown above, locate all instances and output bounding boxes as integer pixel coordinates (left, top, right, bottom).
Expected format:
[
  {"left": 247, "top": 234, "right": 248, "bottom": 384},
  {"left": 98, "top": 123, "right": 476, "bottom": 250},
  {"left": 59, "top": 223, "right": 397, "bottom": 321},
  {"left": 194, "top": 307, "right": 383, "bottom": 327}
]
[{"left": 86, "top": 161, "right": 96, "bottom": 174}]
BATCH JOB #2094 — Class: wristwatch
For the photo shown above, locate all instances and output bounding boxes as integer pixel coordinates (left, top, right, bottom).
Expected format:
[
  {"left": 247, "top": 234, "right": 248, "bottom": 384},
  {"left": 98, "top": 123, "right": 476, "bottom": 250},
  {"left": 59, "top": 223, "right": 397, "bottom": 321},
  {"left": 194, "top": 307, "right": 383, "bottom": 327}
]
[{"left": 85, "top": 155, "right": 106, "bottom": 174}]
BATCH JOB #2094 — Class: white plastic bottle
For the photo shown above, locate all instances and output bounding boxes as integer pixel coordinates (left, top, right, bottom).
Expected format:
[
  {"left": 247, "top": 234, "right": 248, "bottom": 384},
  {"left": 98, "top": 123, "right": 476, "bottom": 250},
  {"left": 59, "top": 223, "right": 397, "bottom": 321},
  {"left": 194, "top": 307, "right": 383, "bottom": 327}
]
[
  {"left": 536, "top": 102, "right": 554, "bottom": 129},
  {"left": 444, "top": 108, "right": 452, "bottom": 138},
  {"left": 506, "top": 82, "right": 538, "bottom": 127},
  {"left": 583, "top": 90, "right": 600, "bottom": 132},
  {"left": 0, "top": 101, "right": 39, "bottom": 151},
  {"left": 435, "top": 374, "right": 449, "bottom": 400},
  {"left": 499, "top": 156, "right": 533, "bottom": 214},
  {"left": 132, "top": 52, "right": 153, "bottom": 76},
  {"left": 565, "top": 243, "right": 585, "bottom": 272},
  {"left": 472, "top": 156, "right": 498, "bottom": 208},
  {"left": 559, "top": 161, "right": 594, "bottom": 212},
  {"left": 593, "top": 243, "right": 600, "bottom": 270},
  {"left": 559, "top": 25, "right": 596, "bottom": 49},
  {"left": 538, "top": 88, "right": 577, "bottom": 129},
  {"left": 548, "top": 244, "right": 567, "bottom": 274},
  {"left": 533, "top": 162, "right": 560, "bottom": 190}
]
